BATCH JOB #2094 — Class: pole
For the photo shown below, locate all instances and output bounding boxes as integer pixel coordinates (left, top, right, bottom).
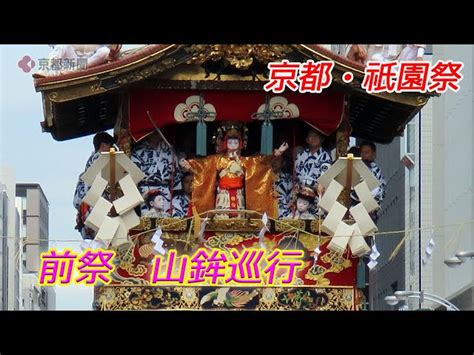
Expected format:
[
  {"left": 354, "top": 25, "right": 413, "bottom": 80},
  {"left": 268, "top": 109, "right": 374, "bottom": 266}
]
[
  {"left": 418, "top": 111, "right": 422, "bottom": 309},
  {"left": 109, "top": 148, "right": 116, "bottom": 202}
]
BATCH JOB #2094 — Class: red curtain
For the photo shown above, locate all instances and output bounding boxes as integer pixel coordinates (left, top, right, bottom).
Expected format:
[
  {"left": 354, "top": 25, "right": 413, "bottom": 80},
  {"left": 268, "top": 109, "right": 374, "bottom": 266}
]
[{"left": 129, "top": 89, "right": 344, "bottom": 142}]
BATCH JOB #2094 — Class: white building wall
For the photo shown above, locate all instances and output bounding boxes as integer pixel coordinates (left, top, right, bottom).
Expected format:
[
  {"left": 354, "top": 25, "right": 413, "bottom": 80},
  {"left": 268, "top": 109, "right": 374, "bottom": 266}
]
[
  {"left": 0, "top": 166, "right": 20, "bottom": 310},
  {"left": 405, "top": 45, "right": 474, "bottom": 309},
  {"left": 15, "top": 185, "right": 54, "bottom": 310},
  {"left": 431, "top": 45, "right": 474, "bottom": 307}
]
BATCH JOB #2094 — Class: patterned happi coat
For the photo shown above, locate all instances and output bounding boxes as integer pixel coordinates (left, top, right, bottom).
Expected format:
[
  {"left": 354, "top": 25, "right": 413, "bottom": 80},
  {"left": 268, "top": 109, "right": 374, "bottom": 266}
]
[
  {"left": 131, "top": 141, "right": 182, "bottom": 215},
  {"left": 172, "top": 193, "right": 191, "bottom": 218},
  {"left": 275, "top": 172, "right": 293, "bottom": 219},
  {"left": 351, "top": 161, "right": 386, "bottom": 205},
  {"left": 73, "top": 150, "right": 106, "bottom": 239},
  {"left": 73, "top": 151, "right": 100, "bottom": 210},
  {"left": 294, "top": 147, "right": 332, "bottom": 215},
  {"left": 295, "top": 147, "right": 332, "bottom": 189}
]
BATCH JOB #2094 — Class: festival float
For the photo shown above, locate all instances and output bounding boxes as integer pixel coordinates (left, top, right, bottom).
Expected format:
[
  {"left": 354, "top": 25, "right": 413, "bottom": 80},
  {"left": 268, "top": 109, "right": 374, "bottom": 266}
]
[{"left": 33, "top": 44, "right": 434, "bottom": 310}]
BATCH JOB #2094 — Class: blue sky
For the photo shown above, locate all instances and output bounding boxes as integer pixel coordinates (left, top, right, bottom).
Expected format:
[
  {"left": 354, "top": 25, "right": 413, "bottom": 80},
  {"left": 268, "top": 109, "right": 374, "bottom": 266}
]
[{"left": 0, "top": 45, "right": 141, "bottom": 309}]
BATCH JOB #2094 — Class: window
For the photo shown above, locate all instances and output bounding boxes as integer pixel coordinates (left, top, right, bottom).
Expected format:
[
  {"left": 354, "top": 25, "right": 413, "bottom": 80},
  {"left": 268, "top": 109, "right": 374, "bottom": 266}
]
[
  {"left": 401, "top": 118, "right": 416, "bottom": 170},
  {"left": 406, "top": 122, "right": 416, "bottom": 155}
]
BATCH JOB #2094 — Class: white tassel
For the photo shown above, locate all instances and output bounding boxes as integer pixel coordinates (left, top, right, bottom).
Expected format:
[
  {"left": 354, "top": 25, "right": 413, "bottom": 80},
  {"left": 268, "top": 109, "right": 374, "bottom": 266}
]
[
  {"left": 152, "top": 228, "right": 166, "bottom": 255},
  {"left": 258, "top": 213, "right": 269, "bottom": 249},
  {"left": 198, "top": 217, "right": 209, "bottom": 243}
]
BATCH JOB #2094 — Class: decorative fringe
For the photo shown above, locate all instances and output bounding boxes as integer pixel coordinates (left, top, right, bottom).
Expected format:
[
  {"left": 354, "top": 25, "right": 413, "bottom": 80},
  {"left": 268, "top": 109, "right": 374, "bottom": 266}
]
[
  {"left": 356, "top": 258, "right": 366, "bottom": 289},
  {"left": 196, "top": 121, "right": 207, "bottom": 156},
  {"left": 260, "top": 120, "right": 273, "bottom": 155}
]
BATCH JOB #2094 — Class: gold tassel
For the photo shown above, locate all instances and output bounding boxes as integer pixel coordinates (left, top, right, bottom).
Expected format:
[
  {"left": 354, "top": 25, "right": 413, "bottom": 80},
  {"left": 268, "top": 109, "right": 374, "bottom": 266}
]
[
  {"left": 192, "top": 206, "right": 201, "bottom": 242},
  {"left": 389, "top": 231, "right": 410, "bottom": 262}
]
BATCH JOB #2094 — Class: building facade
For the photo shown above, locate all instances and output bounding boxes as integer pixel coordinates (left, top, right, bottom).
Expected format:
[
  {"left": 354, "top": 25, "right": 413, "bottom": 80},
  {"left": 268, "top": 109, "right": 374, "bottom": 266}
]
[
  {"left": 402, "top": 45, "right": 474, "bottom": 310},
  {"left": 16, "top": 183, "right": 55, "bottom": 310},
  {"left": 0, "top": 182, "right": 9, "bottom": 310},
  {"left": 430, "top": 45, "right": 473, "bottom": 309},
  {"left": 0, "top": 166, "right": 20, "bottom": 310},
  {"left": 369, "top": 138, "right": 406, "bottom": 310}
]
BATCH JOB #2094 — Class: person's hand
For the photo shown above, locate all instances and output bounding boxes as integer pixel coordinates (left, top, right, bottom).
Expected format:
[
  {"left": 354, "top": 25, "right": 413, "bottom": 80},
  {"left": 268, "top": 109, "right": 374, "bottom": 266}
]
[
  {"left": 108, "top": 44, "right": 122, "bottom": 59},
  {"left": 179, "top": 158, "right": 191, "bottom": 172},
  {"left": 415, "top": 45, "right": 425, "bottom": 61},
  {"left": 316, "top": 183, "right": 325, "bottom": 196},
  {"left": 348, "top": 45, "right": 367, "bottom": 64},
  {"left": 355, "top": 46, "right": 367, "bottom": 63},
  {"left": 274, "top": 142, "right": 289, "bottom": 156}
]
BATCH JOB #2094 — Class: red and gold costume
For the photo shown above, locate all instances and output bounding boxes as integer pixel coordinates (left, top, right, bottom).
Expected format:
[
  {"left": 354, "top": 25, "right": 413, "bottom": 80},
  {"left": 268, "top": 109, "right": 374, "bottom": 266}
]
[{"left": 188, "top": 125, "right": 278, "bottom": 218}]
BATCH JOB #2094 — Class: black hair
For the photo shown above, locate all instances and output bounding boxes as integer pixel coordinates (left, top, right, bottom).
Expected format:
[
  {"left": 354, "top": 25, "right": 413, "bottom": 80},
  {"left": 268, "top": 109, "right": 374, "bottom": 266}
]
[
  {"left": 93, "top": 132, "right": 115, "bottom": 152},
  {"left": 359, "top": 141, "right": 376, "bottom": 153},
  {"left": 146, "top": 190, "right": 167, "bottom": 207},
  {"left": 347, "top": 146, "right": 361, "bottom": 156},
  {"left": 306, "top": 128, "right": 326, "bottom": 143},
  {"left": 296, "top": 193, "right": 314, "bottom": 205}
]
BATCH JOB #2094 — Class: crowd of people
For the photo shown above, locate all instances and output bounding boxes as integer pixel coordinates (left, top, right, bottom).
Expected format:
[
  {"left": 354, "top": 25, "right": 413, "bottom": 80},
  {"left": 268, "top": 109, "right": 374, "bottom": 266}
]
[
  {"left": 344, "top": 44, "right": 426, "bottom": 65},
  {"left": 73, "top": 126, "right": 386, "bottom": 239}
]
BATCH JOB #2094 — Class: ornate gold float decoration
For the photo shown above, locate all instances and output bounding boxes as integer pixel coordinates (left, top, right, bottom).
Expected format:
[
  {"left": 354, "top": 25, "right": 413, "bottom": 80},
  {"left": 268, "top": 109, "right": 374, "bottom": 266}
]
[
  {"left": 95, "top": 286, "right": 355, "bottom": 311},
  {"left": 185, "top": 45, "right": 293, "bottom": 71}
]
